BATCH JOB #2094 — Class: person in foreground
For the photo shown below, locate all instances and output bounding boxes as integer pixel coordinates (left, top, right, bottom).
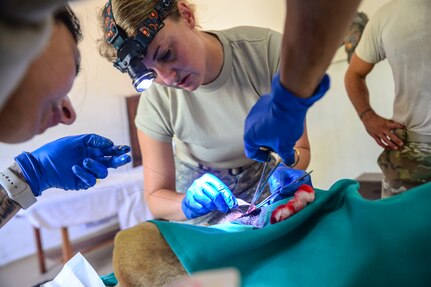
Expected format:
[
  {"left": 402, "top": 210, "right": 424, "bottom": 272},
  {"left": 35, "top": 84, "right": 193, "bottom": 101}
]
[
  {"left": 0, "top": 4, "right": 131, "bottom": 228},
  {"left": 98, "top": 0, "right": 311, "bottom": 225}
]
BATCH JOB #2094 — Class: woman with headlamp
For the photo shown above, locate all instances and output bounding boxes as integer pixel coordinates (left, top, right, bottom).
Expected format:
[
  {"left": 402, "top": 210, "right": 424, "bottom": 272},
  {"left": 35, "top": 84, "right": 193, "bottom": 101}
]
[{"left": 98, "top": 0, "right": 311, "bottom": 224}]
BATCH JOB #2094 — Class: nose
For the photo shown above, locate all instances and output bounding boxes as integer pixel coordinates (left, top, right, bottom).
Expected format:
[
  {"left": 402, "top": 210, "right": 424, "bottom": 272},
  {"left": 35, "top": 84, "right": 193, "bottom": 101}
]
[
  {"left": 155, "top": 65, "right": 177, "bottom": 86},
  {"left": 59, "top": 96, "right": 76, "bottom": 125}
]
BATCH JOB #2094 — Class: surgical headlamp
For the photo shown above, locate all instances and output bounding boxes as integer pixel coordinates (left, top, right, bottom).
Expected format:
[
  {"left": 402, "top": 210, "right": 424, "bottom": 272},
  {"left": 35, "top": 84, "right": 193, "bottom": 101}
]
[{"left": 103, "top": 0, "right": 173, "bottom": 92}]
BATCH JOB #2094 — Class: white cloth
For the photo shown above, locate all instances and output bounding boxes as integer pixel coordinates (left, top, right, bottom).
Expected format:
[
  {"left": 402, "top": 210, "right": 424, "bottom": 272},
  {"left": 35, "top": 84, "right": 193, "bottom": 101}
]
[
  {"left": 19, "top": 166, "right": 152, "bottom": 230},
  {"left": 42, "top": 253, "right": 105, "bottom": 287},
  {"left": 355, "top": 0, "right": 431, "bottom": 135}
]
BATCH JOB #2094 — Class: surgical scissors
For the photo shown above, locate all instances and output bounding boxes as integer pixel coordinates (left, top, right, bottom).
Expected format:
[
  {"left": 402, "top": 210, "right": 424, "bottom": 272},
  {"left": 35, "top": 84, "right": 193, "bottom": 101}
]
[{"left": 246, "top": 151, "right": 282, "bottom": 213}]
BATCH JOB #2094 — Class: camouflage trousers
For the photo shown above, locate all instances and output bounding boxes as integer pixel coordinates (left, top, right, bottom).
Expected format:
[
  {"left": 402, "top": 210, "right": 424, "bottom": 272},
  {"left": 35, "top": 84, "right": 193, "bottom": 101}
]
[
  {"left": 174, "top": 157, "right": 277, "bottom": 225},
  {"left": 377, "top": 129, "right": 431, "bottom": 198}
]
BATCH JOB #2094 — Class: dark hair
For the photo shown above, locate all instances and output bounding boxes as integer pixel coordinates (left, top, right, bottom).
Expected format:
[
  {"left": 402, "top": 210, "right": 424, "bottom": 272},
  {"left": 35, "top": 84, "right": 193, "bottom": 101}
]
[{"left": 53, "top": 4, "right": 82, "bottom": 43}]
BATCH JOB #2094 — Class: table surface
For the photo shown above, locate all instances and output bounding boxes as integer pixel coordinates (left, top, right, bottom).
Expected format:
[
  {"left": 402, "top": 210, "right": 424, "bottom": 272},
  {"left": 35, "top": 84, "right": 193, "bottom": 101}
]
[{"left": 18, "top": 166, "right": 152, "bottom": 229}]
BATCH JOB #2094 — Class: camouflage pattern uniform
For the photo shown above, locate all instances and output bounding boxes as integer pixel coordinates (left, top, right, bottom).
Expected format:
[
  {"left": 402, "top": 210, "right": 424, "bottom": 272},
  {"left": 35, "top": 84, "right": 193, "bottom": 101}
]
[
  {"left": 343, "top": 12, "right": 369, "bottom": 63},
  {"left": 174, "top": 157, "right": 278, "bottom": 225},
  {"left": 377, "top": 129, "right": 431, "bottom": 198}
]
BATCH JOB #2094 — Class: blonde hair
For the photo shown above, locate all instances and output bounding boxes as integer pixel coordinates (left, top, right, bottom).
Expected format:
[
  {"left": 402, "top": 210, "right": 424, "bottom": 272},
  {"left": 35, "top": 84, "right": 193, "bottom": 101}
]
[{"left": 98, "top": 0, "right": 195, "bottom": 63}]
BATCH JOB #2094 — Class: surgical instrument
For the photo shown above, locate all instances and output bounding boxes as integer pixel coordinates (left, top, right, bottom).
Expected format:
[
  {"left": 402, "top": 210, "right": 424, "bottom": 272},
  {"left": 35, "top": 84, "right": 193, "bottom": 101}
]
[
  {"left": 246, "top": 151, "right": 282, "bottom": 214},
  {"left": 253, "top": 170, "right": 313, "bottom": 210}
]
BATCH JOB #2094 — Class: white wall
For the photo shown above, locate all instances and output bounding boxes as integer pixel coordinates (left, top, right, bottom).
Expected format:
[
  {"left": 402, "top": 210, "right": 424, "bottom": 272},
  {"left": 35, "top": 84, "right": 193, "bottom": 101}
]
[
  {"left": 307, "top": 0, "right": 393, "bottom": 188},
  {"left": 0, "top": 0, "right": 393, "bottom": 266}
]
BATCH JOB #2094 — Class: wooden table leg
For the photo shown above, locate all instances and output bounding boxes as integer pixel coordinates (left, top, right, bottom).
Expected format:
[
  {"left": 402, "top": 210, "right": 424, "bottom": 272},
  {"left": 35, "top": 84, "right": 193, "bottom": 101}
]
[
  {"left": 61, "top": 227, "right": 73, "bottom": 263},
  {"left": 33, "top": 227, "right": 46, "bottom": 273}
]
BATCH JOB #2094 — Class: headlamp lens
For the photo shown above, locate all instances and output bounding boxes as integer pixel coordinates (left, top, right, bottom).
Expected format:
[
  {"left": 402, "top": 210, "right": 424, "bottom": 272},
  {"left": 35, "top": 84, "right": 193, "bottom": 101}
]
[{"left": 133, "top": 69, "right": 157, "bottom": 92}]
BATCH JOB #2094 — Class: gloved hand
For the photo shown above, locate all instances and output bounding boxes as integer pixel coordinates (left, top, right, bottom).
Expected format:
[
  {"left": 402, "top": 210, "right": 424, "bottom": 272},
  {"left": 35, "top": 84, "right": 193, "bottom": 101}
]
[
  {"left": 268, "top": 165, "right": 312, "bottom": 202},
  {"left": 182, "top": 173, "right": 238, "bottom": 219},
  {"left": 244, "top": 73, "right": 330, "bottom": 164},
  {"left": 15, "top": 134, "right": 131, "bottom": 196}
]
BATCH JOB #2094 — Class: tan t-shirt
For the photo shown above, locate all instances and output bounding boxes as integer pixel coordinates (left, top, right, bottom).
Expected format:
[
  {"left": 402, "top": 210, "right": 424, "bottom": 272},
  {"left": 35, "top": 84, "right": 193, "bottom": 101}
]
[
  {"left": 135, "top": 26, "right": 281, "bottom": 169},
  {"left": 355, "top": 0, "right": 431, "bottom": 135}
]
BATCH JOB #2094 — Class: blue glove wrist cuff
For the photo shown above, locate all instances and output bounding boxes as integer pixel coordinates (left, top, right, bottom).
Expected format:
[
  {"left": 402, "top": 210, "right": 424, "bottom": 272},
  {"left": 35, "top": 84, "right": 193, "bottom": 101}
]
[
  {"left": 181, "top": 198, "right": 201, "bottom": 219},
  {"left": 272, "top": 73, "right": 330, "bottom": 112},
  {"left": 15, "top": 152, "right": 42, "bottom": 196}
]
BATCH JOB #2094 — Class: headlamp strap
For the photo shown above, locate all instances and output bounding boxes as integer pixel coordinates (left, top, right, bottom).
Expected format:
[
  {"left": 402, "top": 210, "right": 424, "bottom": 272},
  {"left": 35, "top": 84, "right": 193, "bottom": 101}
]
[
  {"left": 103, "top": 0, "right": 173, "bottom": 52},
  {"left": 103, "top": 0, "right": 128, "bottom": 50},
  {"left": 134, "top": 0, "right": 173, "bottom": 50}
]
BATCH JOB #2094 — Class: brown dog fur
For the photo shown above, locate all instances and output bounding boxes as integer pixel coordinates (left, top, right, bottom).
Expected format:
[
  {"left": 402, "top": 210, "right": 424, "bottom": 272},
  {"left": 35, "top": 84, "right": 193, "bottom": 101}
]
[
  {"left": 113, "top": 222, "right": 186, "bottom": 287},
  {"left": 112, "top": 207, "right": 250, "bottom": 286}
]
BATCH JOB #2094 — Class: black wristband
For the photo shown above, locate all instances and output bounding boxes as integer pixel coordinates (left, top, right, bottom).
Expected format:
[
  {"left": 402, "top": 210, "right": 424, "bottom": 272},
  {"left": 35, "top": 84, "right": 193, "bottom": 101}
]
[{"left": 359, "top": 108, "right": 373, "bottom": 120}]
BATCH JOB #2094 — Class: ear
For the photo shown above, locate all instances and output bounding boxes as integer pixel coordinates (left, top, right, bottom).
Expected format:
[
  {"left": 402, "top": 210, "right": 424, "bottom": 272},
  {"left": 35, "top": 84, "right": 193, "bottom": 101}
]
[{"left": 177, "top": 1, "right": 195, "bottom": 29}]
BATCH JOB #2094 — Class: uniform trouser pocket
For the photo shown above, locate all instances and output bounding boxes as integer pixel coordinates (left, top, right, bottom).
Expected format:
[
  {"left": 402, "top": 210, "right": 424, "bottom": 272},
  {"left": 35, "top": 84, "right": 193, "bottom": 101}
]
[{"left": 377, "top": 142, "right": 431, "bottom": 198}]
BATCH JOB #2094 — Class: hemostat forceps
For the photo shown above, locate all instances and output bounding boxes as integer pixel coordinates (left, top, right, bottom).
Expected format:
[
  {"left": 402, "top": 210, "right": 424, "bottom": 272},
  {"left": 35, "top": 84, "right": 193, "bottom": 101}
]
[
  {"left": 246, "top": 151, "right": 282, "bottom": 214},
  {"left": 253, "top": 169, "right": 313, "bottom": 210}
]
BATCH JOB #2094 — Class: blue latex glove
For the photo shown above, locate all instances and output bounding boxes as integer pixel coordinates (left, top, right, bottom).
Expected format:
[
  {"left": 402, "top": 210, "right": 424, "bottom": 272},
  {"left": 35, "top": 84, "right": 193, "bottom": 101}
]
[
  {"left": 15, "top": 134, "right": 131, "bottom": 196},
  {"left": 182, "top": 173, "right": 238, "bottom": 219},
  {"left": 244, "top": 73, "right": 330, "bottom": 164},
  {"left": 268, "top": 165, "right": 312, "bottom": 202}
]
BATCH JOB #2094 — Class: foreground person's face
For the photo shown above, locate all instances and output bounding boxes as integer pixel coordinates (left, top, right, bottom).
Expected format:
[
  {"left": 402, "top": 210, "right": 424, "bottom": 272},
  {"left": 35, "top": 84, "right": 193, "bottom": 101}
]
[{"left": 0, "top": 22, "right": 80, "bottom": 143}]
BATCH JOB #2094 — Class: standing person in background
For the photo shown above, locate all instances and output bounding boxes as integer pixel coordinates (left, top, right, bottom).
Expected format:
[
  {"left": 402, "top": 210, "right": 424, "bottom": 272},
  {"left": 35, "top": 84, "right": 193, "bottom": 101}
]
[
  {"left": 0, "top": 4, "right": 131, "bottom": 228},
  {"left": 345, "top": 0, "right": 431, "bottom": 198},
  {"left": 98, "top": 0, "right": 312, "bottom": 225}
]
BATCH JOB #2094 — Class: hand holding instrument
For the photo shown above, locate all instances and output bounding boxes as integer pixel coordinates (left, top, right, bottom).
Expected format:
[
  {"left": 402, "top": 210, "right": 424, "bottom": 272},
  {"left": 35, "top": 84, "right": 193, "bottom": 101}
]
[
  {"left": 254, "top": 170, "right": 313, "bottom": 210},
  {"left": 15, "top": 134, "right": 131, "bottom": 196}
]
